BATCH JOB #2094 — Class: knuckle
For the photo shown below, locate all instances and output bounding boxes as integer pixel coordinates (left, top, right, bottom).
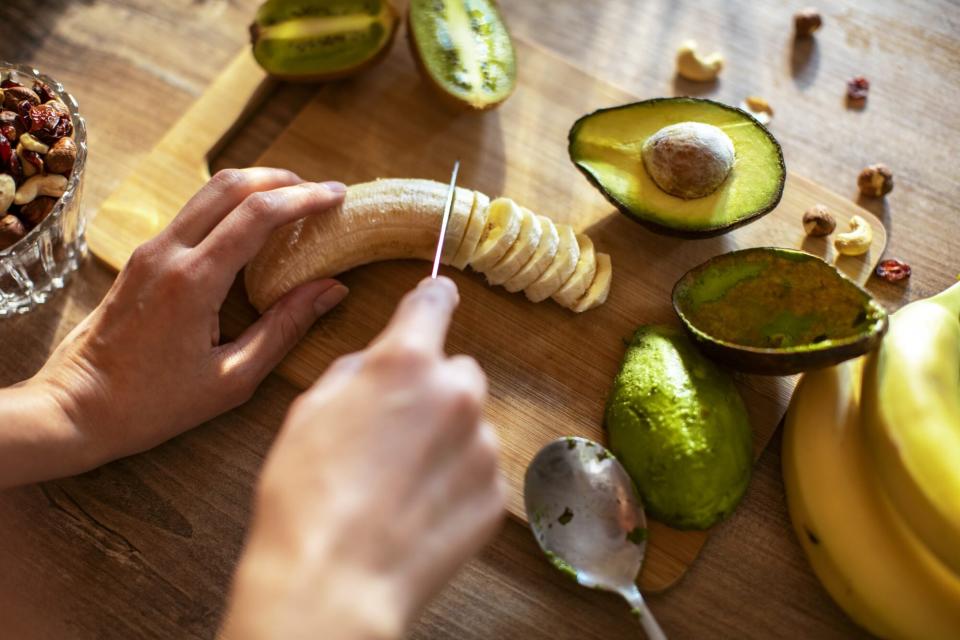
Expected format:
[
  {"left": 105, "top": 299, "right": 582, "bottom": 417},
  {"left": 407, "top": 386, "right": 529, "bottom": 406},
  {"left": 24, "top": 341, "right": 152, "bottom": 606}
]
[
  {"left": 241, "top": 191, "right": 279, "bottom": 218},
  {"left": 372, "top": 340, "right": 432, "bottom": 370},
  {"left": 210, "top": 168, "right": 247, "bottom": 191},
  {"left": 272, "top": 307, "right": 307, "bottom": 349}
]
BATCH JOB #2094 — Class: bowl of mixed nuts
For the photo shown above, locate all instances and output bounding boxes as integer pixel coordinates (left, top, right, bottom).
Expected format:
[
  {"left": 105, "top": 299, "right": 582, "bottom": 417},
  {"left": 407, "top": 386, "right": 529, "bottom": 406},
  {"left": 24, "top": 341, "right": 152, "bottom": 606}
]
[{"left": 0, "top": 62, "right": 87, "bottom": 317}]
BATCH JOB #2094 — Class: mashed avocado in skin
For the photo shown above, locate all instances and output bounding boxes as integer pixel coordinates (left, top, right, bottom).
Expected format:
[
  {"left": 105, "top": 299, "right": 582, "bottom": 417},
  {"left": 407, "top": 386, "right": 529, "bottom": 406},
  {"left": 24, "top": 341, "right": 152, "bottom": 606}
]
[{"left": 604, "top": 325, "right": 752, "bottom": 530}]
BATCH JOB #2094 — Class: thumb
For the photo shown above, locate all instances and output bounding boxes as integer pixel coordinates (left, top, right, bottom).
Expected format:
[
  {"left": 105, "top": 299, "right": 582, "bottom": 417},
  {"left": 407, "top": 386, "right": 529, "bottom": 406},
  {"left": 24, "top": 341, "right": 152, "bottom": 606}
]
[{"left": 219, "top": 279, "right": 349, "bottom": 394}]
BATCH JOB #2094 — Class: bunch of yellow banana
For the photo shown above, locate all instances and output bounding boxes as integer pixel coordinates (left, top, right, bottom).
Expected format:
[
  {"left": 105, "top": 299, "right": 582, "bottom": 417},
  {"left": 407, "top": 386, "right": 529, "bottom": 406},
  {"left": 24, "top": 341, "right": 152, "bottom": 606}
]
[{"left": 784, "top": 282, "right": 960, "bottom": 638}]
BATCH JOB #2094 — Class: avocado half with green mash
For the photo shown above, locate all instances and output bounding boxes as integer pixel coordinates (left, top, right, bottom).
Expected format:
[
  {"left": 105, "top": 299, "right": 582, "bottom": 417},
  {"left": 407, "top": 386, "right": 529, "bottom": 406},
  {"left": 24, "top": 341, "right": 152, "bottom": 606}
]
[
  {"left": 568, "top": 97, "right": 786, "bottom": 236},
  {"left": 673, "top": 247, "right": 888, "bottom": 375},
  {"left": 605, "top": 325, "right": 753, "bottom": 530}
]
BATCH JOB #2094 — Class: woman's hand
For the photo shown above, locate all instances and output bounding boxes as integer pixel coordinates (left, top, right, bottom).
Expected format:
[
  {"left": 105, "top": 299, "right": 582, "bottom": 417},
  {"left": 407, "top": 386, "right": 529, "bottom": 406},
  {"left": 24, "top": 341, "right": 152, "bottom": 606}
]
[
  {"left": 221, "top": 277, "right": 506, "bottom": 640},
  {"left": 2, "top": 168, "right": 349, "bottom": 486}
]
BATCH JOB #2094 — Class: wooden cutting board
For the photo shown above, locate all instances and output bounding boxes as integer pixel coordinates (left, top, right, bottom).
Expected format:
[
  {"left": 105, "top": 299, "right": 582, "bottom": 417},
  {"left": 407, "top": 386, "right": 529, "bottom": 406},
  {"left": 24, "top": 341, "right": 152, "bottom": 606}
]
[{"left": 88, "top": 39, "right": 885, "bottom": 592}]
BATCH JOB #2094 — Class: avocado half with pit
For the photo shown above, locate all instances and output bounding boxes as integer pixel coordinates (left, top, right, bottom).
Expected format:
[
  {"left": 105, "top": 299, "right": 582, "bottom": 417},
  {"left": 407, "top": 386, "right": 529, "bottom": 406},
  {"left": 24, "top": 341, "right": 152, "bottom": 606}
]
[
  {"left": 568, "top": 98, "right": 786, "bottom": 236},
  {"left": 672, "top": 247, "right": 888, "bottom": 375}
]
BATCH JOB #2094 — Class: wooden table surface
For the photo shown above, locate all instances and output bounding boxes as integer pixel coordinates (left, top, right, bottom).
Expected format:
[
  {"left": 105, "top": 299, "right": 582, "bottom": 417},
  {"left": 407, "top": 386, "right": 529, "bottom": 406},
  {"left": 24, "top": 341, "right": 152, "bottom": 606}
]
[{"left": 1, "top": 1, "right": 957, "bottom": 638}]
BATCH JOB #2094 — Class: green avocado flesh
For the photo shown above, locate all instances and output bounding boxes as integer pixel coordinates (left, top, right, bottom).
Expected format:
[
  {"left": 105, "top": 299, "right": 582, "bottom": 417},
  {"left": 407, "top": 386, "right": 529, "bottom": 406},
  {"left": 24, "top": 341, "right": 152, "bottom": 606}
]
[
  {"left": 251, "top": 0, "right": 397, "bottom": 80},
  {"left": 408, "top": 0, "right": 516, "bottom": 109},
  {"left": 605, "top": 325, "right": 752, "bottom": 530},
  {"left": 568, "top": 98, "right": 786, "bottom": 235},
  {"left": 673, "top": 247, "right": 888, "bottom": 375}
]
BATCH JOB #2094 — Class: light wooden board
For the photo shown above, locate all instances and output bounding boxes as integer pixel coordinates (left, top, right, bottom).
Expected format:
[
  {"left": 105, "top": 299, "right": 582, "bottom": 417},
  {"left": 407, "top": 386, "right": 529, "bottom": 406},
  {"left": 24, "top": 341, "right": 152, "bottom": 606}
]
[{"left": 89, "top": 40, "right": 884, "bottom": 593}]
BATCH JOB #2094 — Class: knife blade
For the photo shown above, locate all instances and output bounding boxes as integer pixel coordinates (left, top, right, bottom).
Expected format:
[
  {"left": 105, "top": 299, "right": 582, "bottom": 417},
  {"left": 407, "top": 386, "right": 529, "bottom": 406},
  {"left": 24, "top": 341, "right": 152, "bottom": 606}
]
[{"left": 431, "top": 160, "right": 461, "bottom": 279}]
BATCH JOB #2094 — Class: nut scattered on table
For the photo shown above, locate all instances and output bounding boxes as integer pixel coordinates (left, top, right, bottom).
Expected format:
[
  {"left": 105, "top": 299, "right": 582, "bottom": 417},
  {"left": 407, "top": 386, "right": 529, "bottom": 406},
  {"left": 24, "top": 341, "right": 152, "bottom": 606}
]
[
  {"left": 857, "top": 163, "right": 894, "bottom": 197},
  {"left": 676, "top": 40, "right": 724, "bottom": 82},
  {"left": 846, "top": 76, "right": 869, "bottom": 106},
  {"left": 834, "top": 215, "right": 873, "bottom": 256},
  {"left": 876, "top": 258, "right": 911, "bottom": 282},
  {"left": 802, "top": 204, "right": 835, "bottom": 236},
  {"left": 794, "top": 8, "right": 823, "bottom": 38},
  {"left": 0, "top": 72, "right": 76, "bottom": 249},
  {"left": 740, "top": 96, "right": 773, "bottom": 125}
]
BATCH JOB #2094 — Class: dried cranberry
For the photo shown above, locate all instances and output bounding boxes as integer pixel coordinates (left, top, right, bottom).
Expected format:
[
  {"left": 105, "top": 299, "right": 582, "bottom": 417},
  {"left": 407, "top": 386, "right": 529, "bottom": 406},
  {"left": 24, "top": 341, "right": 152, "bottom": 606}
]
[
  {"left": 847, "top": 76, "right": 870, "bottom": 103},
  {"left": 876, "top": 259, "right": 911, "bottom": 282},
  {"left": 32, "top": 80, "right": 56, "bottom": 103},
  {"left": 20, "top": 102, "right": 72, "bottom": 144},
  {"left": 1, "top": 79, "right": 23, "bottom": 89},
  {"left": 0, "top": 124, "right": 16, "bottom": 142},
  {"left": 0, "top": 132, "right": 12, "bottom": 167}
]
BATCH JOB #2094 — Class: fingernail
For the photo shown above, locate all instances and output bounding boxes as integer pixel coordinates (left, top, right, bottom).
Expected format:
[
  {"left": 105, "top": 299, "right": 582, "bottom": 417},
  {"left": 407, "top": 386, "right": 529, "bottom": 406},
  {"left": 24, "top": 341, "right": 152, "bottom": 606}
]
[
  {"left": 314, "top": 284, "right": 349, "bottom": 315},
  {"left": 319, "top": 181, "right": 347, "bottom": 195},
  {"left": 418, "top": 276, "right": 459, "bottom": 304}
]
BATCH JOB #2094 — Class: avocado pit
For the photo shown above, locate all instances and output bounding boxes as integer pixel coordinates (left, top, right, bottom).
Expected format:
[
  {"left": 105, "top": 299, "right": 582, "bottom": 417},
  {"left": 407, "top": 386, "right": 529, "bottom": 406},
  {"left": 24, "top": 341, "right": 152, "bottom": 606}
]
[{"left": 641, "top": 122, "right": 735, "bottom": 199}]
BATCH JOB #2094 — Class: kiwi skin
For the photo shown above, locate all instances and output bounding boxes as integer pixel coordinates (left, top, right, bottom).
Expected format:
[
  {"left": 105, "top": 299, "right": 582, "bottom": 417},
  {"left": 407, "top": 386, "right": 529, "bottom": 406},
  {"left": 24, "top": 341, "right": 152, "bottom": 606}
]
[
  {"left": 405, "top": 3, "right": 517, "bottom": 111},
  {"left": 250, "top": 2, "right": 400, "bottom": 83}
]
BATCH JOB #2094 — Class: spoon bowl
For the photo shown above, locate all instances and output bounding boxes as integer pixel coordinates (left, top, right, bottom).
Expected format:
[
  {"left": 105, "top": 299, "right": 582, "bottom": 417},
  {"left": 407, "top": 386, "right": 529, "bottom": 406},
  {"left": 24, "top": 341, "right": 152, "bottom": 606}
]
[{"left": 524, "top": 437, "right": 666, "bottom": 639}]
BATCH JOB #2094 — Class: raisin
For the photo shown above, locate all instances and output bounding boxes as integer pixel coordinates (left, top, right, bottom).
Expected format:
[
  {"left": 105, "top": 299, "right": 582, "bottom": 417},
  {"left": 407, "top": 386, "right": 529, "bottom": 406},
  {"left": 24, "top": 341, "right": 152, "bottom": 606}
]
[
  {"left": 846, "top": 76, "right": 869, "bottom": 104},
  {"left": 876, "top": 259, "right": 911, "bottom": 282},
  {"left": 32, "top": 80, "right": 56, "bottom": 104}
]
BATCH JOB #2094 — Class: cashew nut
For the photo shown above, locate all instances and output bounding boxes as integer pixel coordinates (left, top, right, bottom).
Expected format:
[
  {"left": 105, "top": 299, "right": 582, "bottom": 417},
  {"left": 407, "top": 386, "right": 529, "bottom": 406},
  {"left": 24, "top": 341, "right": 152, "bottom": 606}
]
[
  {"left": 19, "top": 133, "right": 50, "bottom": 155},
  {"left": 834, "top": 215, "right": 873, "bottom": 256},
  {"left": 676, "top": 40, "right": 724, "bottom": 82},
  {"left": 13, "top": 174, "right": 67, "bottom": 206},
  {"left": 17, "top": 145, "right": 38, "bottom": 178},
  {"left": 0, "top": 174, "right": 15, "bottom": 213}
]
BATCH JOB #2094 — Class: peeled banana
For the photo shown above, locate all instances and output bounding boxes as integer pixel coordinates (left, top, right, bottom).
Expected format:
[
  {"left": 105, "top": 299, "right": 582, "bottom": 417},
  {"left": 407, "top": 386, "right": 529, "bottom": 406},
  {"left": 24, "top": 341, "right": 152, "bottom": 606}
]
[
  {"left": 245, "top": 179, "right": 612, "bottom": 313},
  {"left": 861, "top": 282, "right": 960, "bottom": 577},
  {"left": 784, "top": 358, "right": 960, "bottom": 639}
]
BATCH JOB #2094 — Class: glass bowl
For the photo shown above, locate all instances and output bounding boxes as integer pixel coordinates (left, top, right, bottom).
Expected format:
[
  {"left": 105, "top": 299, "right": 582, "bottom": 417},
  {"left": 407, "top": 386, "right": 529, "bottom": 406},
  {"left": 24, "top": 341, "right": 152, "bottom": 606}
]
[{"left": 0, "top": 62, "right": 88, "bottom": 317}]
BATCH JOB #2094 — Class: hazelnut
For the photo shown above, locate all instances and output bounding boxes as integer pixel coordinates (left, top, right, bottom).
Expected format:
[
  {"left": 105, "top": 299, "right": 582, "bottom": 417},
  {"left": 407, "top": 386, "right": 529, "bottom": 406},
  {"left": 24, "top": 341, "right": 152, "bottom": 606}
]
[
  {"left": 0, "top": 213, "right": 26, "bottom": 250},
  {"left": 794, "top": 8, "right": 823, "bottom": 38},
  {"left": 19, "top": 196, "right": 57, "bottom": 227},
  {"left": 857, "top": 163, "right": 894, "bottom": 198},
  {"left": 2, "top": 86, "right": 40, "bottom": 110},
  {"left": 46, "top": 137, "right": 77, "bottom": 175},
  {"left": 802, "top": 204, "right": 836, "bottom": 236}
]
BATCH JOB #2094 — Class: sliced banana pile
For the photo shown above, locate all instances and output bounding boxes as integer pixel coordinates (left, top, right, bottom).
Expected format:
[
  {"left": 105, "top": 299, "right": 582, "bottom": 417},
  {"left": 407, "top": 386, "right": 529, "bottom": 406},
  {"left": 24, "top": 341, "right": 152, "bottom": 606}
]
[{"left": 245, "top": 179, "right": 612, "bottom": 313}]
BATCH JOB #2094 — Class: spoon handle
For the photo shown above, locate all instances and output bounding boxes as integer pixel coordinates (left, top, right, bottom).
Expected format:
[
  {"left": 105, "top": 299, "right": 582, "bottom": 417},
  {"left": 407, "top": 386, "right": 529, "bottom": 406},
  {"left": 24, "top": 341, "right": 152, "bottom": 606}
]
[{"left": 623, "top": 586, "right": 667, "bottom": 640}]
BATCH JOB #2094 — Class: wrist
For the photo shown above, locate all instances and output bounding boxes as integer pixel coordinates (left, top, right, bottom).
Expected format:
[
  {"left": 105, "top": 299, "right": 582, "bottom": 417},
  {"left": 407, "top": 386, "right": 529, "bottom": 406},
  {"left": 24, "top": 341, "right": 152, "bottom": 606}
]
[{"left": 0, "top": 378, "right": 99, "bottom": 487}]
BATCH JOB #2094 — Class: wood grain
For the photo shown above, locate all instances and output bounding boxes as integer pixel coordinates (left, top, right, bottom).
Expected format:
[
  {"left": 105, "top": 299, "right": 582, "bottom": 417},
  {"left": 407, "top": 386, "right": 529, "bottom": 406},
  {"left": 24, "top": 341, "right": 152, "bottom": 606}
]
[
  {"left": 0, "top": 0, "right": 957, "bottom": 638},
  {"left": 217, "top": 37, "right": 883, "bottom": 592}
]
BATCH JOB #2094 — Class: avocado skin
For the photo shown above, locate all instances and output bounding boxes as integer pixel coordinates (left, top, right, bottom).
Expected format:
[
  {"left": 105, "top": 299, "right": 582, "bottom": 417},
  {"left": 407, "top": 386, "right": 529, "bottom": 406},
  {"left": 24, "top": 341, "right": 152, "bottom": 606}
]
[
  {"left": 604, "top": 325, "right": 753, "bottom": 530},
  {"left": 568, "top": 97, "right": 786, "bottom": 238},
  {"left": 672, "top": 247, "right": 889, "bottom": 375}
]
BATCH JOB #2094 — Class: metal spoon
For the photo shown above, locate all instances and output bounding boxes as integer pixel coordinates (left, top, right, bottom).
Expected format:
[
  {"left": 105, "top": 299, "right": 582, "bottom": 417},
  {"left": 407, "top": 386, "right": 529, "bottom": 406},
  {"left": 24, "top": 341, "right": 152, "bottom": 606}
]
[{"left": 524, "top": 437, "right": 667, "bottom": 640}]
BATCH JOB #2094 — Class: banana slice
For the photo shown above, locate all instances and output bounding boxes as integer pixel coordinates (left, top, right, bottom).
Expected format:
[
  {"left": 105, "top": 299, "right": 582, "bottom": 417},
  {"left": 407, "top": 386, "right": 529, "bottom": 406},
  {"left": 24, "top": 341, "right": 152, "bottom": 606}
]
[
  {"left": 552, "top": 234, "right": 596, "bottom": 307},
  {"left": 524, "top": 224, "right": 580, "bottom": 303},
  {"left": 570, "top": 253, "right": 612, "bottom": 313},
  {"left": 469, "top": 197, "right": 524, "bottom": 273},
  {"left": 246, "top": 178, "right": 473, "bottom": 311},
  {"left": 450, "top": 192, "right": 489, "bottom": 270},
  {"left": 503, "top": 216, "right": 560, "bottom": 293},
  {"left": 483, "top": 206, "right": 543, "bottom": 285}
]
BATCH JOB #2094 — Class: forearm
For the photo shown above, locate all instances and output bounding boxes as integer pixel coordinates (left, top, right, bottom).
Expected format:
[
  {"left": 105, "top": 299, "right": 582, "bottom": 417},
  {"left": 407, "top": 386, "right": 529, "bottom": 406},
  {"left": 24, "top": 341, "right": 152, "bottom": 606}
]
[{"left": 0, "top": 380, "right": 95, "bottom": 489}]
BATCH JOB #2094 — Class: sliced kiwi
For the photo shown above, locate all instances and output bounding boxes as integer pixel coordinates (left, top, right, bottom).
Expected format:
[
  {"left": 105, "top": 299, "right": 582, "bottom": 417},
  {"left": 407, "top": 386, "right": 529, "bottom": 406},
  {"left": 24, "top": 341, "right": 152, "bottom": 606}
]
[
  {"left": 251, "top": 0, "right": 399, "bottom": 81},
  {"left": 407, "top": 0, "right": 517, "bottom": 110}
]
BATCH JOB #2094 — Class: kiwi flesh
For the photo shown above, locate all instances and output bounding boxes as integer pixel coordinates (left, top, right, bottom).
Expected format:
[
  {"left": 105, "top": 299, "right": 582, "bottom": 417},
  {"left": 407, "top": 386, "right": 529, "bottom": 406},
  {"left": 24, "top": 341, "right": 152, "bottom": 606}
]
[
  {"left": 251, "top": 0, "right": 399, "bottom": 81},
  {"left": 407, "top": 0, "right": 517, "bottom": 110}
]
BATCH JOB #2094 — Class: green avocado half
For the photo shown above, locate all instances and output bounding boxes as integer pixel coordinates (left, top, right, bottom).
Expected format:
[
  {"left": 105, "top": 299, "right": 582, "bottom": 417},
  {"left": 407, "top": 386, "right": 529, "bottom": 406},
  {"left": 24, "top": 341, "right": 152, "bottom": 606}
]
[
  {"left": 672, "top": 247, "right": 888, "bottom": 375},
  {"left": 568, "top": 97, "right": 786, "bottom": 236},
  {"left": 605, "top": 325, "right": 753, "bottom": 531}
]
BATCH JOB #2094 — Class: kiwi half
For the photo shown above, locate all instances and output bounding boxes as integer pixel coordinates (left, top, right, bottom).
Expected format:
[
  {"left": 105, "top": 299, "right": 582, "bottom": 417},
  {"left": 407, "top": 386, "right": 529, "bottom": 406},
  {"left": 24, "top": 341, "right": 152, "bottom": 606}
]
[
  {"left": 407, "top": 0, "right": 517, "bottom": 110},
  {"left": 251, "top": 0, "right": 399, "bottom": 81}
]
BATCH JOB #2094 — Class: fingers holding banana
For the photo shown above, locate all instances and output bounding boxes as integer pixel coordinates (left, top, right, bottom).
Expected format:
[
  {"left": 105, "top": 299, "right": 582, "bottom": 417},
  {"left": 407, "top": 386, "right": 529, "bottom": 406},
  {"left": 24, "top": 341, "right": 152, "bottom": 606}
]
[{"left": 245, "top": 178, "right": 612, "bottom": 314}]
